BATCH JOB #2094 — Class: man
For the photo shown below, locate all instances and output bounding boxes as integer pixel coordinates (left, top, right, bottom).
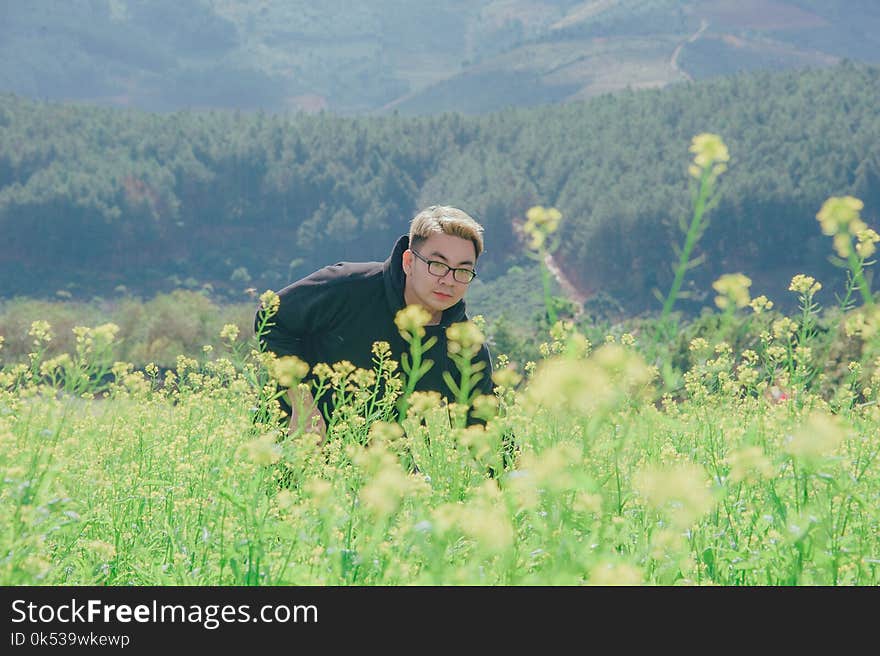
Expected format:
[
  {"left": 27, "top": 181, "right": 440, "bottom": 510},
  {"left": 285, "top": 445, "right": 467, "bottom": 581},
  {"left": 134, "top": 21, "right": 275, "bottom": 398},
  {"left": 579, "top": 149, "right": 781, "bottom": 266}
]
[{"left": 256, "top": 205, "right": 494, "bottom": 437}]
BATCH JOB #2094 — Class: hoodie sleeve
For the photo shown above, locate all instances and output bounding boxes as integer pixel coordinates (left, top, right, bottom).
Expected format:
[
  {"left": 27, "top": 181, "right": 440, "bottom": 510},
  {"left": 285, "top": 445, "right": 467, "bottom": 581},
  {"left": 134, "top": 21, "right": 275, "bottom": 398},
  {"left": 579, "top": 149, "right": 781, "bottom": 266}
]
[{"left": 255, "top": 266, "right": 351, "bottom": 365}]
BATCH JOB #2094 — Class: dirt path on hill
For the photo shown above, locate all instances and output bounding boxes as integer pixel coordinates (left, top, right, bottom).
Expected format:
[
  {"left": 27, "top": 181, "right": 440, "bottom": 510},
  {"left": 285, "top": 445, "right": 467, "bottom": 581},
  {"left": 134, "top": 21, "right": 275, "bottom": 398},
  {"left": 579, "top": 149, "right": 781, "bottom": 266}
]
[
  {"left": 544, "top": 251, "right": 588, "bottom": 307},
  {"left": 512, "top": 215, "right": 590, "bottom": 310},
  {"left": 670, "top": 18, "right": 709, "bottom": 81}
]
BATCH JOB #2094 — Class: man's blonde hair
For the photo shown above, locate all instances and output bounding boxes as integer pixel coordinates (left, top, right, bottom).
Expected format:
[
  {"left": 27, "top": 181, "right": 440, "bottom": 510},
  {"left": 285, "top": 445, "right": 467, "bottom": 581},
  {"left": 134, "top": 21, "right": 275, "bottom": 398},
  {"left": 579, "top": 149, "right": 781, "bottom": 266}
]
[{"left": 409, "top": 206, "right": 484, "bottom": 258}]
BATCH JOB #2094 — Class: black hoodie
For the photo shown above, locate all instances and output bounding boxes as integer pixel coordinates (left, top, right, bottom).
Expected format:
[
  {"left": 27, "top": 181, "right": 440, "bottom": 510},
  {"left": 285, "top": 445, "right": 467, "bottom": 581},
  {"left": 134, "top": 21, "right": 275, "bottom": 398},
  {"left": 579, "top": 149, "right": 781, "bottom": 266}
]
[{"left": 256, "top": 235, "right": 494, "bottom": 424}]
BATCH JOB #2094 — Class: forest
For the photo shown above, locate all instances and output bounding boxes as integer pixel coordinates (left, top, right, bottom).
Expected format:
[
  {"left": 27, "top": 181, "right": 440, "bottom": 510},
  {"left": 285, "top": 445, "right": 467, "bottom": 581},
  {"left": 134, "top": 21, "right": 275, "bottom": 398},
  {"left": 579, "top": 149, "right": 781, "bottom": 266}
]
[{"left": 1, "top": 62, "right": 878, "bottom": 317}]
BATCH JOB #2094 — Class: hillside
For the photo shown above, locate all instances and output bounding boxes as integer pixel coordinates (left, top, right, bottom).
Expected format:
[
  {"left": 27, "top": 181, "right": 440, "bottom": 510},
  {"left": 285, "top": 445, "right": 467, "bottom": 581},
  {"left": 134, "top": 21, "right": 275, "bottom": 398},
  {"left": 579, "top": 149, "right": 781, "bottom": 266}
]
[
  {"left": 1, "top": 63, "right": 878, "bottom": 318},
  {"left": 0, "top": 1, "right": 878, "bottom": 115}
]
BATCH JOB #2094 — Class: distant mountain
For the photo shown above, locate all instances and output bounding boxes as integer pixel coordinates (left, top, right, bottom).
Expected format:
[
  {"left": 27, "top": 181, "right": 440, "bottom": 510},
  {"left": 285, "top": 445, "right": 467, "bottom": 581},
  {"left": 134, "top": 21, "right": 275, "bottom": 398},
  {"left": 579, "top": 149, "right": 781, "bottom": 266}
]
[{"left": 1, "top": 0, "right": 878, "bottom": 115}]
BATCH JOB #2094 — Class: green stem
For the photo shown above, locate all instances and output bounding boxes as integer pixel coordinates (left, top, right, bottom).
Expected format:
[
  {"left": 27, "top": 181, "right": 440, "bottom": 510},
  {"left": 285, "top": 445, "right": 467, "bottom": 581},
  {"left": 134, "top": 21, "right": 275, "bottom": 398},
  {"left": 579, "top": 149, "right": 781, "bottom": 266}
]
[
  {"left": 661, "top": 170, "right": 711, "bottom": 321},
  {"left": 539, "top": 251, "right": 558, "bottom": 326},
  {"left": 847, "top": 251, "right": 873, "bottom": 307}
]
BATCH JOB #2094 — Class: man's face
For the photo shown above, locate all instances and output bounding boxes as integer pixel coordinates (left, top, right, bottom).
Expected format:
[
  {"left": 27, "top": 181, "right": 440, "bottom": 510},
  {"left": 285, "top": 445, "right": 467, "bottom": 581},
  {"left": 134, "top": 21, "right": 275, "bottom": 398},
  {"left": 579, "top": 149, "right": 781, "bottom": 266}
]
[{"left": 402, "top": 233, "right": 476, "bottom": 319}]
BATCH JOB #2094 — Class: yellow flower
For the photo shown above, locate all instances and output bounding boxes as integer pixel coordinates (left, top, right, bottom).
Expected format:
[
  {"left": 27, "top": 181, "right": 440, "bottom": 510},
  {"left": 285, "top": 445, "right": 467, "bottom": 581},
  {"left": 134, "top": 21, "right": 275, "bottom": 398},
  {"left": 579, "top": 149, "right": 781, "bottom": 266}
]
[
  {"left": 649, "top": 528, "right": 689, "bottom": 562},
  {"left": 795, "top": 345, "right": 812, "bottom": 364},
  {"left": 447, "top": 402, "right": 468, "bottom": 426},
  {"left": 572, "top": 491, "right": 603, "bottom": 515},
  {"left": 634, "top": 463, "right": 714, "bottom": 528},
  {"left": 689, "top": 133, "right": 729, "bottom": 173},
  {"left": 816, "top": 196, "right": 864, "bottom": 236},
  {"left": 268, "top": 355, "right": 310, "bottom": 388},
  {"left": 588, "top": 561, "right": 643, "bottom": 586},
  {"left": 349, "top": 367, "right": 376, "bottom": 391},
  {"left": 176, "top": 354, "right": 198, "bottom": 374},
  {"left": 736, "top": 364, "right": 759, "bottom": 387},
  {"left": 304, "top": 478, "right": 334, "bottom": 506},
  {"left": 470, "top": 394, "right": 498, "bottom": 421},
  {"left": 311, "top": 362, "right": 333, "bottom": 382},
  {"left": 833, "top": 232, "right": 852, "bottom": 258},
  {"left": 330, "top": 360, "right": 357, "bottom": 388},
  {"left": 525, "top": 205, "right": 562, "bottom": 233},
  {"left": 455, "top": 481, "right": 514, "bottom": 554},
  {"left": 110, "top": 360, "right": 133, "bottom": 379},
  {"left": 239, "top": 433, "right": 282, "bottom": 466},
  {"left": 784, "top": 411, "right": 845, "bottom": 461},
  {"left": 549, "top": 320, "right": 574, "bottom": 342},
  {"left": 712, "top": 273, "right": 752, "bottom": 310},
  {"left": 492, "top": 365, "right": 522, "bottom": 389},
  {"left": 523, "top": 206, "right": 563, "bottom": 252},
  {"left": 367, "top": 421, "right": 404, "bottom": 445},
  {"left": 772, "top": 317, "right": 797, "bottom": 340},
  {"left": 446, "top": 321, "right": 485, "bottom": 358},
  {"left": 395, "top": 305, "right": 431, "bottom": 340},
  {"left": 842, "top": 308, "right": 880, "bottom": 339},
  {"left": 91, "top": 323, "right": 120, "bottom": 345},
  {"left": 725, "top": 446, "right": 772, "bottom": 484},
  {"left": 259, "top": 289, "right": 281, "bottom": 316},
  {"left": 766, "top": 345, "right": 787, "bottom": 362},
  {"left": 359, "top": 463, "right": 421, "bottom": 519},
  {"left": 21, "top": 555, "right": 52, "bottom": 579},
  {"left": 85, "top": 539, "right": 117, "bottom": 562},
  {"left": 371, "top": 341, "right": 391, "bottom": 359},
  {"left": 406, "top": 390, "right": 443, "bottom": 419},
  {"left": 523, "top": 441, "right": 582, "bottom": 492},
  {"left": 527, "top": 344, "right": 653, "bottom": 415},
  {"left": 40, "top": 353, "right": 71, "bottom": 376},
  {"left": 220, "top": 323, "right": 240, "bottom": 341},
  {"left": 526, "top": 229, "right": 546, "bottom": 250},
  {"left": 274, "top": 489, "right": 297, "bottom": 512},
  {"left": 714, "top": 341, "right": 732, "bottom": 356},
  {"left": 788, "top": 274, "right": 821, "bottom": 296},
  {"left": 689, "top": 337, "right": 710, "bottom": 353},
  {"left": 856, "top": 228, "right": 880, "bottom": 259},
  {"left": 749, "top": 295, "right": 773, "bottom": 314},
  {"left": 593, "top": 343, "right": 655, "bottom": 387},
  {"left": 28, "top": 320, "right": 53, "bottom": 343}
]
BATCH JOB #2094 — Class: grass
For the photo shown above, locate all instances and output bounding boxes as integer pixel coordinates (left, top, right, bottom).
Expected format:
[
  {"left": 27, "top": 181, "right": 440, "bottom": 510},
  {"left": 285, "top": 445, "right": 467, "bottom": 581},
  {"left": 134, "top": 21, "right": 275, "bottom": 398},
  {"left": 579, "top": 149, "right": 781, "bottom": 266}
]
[
  {"left": 2, "top": 336, "right": 878, "bottom": 585},
  {"left": 2, "top": 133, "right": 879, "bottom": 586}
]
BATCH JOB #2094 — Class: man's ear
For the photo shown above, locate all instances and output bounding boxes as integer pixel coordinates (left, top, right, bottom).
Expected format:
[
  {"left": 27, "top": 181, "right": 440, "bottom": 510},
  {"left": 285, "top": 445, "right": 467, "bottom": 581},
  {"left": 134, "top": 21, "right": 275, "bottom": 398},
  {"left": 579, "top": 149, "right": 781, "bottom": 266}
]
[{"left": 401, "top": 249, "right": 412, "bottom": 275}]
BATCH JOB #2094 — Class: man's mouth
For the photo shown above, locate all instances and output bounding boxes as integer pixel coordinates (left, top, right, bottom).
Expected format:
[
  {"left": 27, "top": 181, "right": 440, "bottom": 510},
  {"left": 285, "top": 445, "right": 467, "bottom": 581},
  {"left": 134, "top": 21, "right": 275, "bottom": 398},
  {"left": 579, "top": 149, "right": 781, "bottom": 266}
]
[{"left": 433, "top": 291, "right": 452, "bottom": 299}]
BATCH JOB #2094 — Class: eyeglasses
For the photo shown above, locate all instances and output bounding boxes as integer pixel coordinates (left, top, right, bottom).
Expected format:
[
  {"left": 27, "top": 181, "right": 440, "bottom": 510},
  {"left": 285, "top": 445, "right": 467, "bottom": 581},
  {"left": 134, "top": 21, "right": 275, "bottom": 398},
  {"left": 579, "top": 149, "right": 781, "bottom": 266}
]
[{"left": 410, "top": 249, "right": 477, "bottom": 284}]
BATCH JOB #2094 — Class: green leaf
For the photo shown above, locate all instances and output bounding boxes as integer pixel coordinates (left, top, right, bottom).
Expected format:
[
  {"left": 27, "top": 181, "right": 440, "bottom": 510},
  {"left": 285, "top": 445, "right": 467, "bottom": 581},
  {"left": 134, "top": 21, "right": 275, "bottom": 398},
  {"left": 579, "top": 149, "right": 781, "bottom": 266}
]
[
  {"left": 685, "top": 254, "right": 706, "bottom": 270},
  {"left": 442, "top": 370, "right": 460, "bottom": 396}
]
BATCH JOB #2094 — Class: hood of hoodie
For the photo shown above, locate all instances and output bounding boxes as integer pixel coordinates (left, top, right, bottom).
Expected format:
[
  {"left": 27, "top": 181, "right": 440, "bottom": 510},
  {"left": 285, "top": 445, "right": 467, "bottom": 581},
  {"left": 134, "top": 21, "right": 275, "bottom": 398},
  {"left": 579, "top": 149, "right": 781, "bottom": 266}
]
[{"left": 382, "top": 234, "right": 468, "bottom": 326}]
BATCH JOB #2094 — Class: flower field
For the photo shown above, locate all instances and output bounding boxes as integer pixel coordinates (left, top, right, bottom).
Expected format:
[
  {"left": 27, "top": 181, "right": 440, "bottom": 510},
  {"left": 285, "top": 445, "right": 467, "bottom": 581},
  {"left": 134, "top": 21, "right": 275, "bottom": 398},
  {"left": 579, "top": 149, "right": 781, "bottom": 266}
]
[{"left": 2, "top": 135, "right": 878, "bottom": 586}]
